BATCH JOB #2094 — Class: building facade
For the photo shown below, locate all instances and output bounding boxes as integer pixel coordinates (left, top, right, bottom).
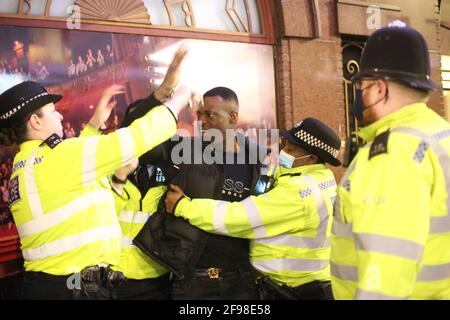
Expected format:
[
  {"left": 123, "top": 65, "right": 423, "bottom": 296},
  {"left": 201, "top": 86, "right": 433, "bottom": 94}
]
[{"left": 0, "top": 0, "right": 448, "bottom": 296}]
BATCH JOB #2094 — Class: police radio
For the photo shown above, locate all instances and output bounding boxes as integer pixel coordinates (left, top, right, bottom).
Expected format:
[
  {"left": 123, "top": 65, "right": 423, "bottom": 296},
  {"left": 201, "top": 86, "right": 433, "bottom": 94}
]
[
  {"left": 253, "top": 175, "right": 275, "bottom": 195},
  {"left": 343, "top": 133, "right": 360, "bottom": 167}
]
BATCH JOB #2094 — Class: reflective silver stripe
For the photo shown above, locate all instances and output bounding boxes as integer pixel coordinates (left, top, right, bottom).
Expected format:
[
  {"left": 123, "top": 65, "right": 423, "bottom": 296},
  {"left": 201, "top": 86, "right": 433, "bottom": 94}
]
[
  {"left": 121, "top": 236, "right": 136, "bottom": 248},
  {"left": 258, "top": 175, "right": 332, "bottom": 248},
  {"left": 302, "top": 174, "right": 329, "bottom": 245},
  {"left": 119, "top": 211, "right": 134, "bottom": 223},
  {"left": 417, "top": 262, "right": 450, "bottom": 281},
  {"left": 334, "top": 161, "right": 356, "bottom": 222},
  {"left": 433, "top": 129, "right": 450, "bottom": 140},
  {"left": 332, "top": 219, "right": 353, "bottom": 238},
  {"left": 355, "top": 289, "right": 408, "bottom": 300},
  {"left": 17, "top": 189, "right": 114, "bottom": 237},
  {"left": 24, "top": 149, "right": 44, "bottom": 218},
  {"left": 253, "top": 258, "right": 329, "bottom": 273},
  {"left": 22, "top": 225, "right": 121, "bottom": 261},
  {"left": 393, "top": 127, "right": 450, "bottom": 234},
  {"left": 116, "top": 128, "right": 136, "bottom": 167},
  {"left": 330, "top": 262, "right": 358, "bottom": 281},
  {"left": 430, "top": 217, "right": 450, "bottom": 234},
  {"left": 255, "top": 234, "right": 330, "bottom": 249},
  {"left": 354, "top": 233, "right": 424, "bottom": 261},
  {"left": 81, "top": 136, "right": 100, "bottom": 186},
  {"left": 241, "top": 197, "right": 267, "bottom": 238},
  {"left": 119, "top": 210, "right": 150, "bottom": 224},
  {"left": 212, "top": 201, "right": 230, "bottom": 235}
]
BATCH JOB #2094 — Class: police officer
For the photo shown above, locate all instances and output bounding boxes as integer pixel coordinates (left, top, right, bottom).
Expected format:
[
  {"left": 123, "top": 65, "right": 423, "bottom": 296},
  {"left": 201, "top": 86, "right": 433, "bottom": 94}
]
[
  {"left": 108, "top": 160, "right": 172, "bottom": 300},
  {"left": 0, "top": 75, "right": 190, "bottom": 298},
  {"left": 165, "top": 118, "right": 341, "bottom": 300},
  {"left": 102, "top": 48, "right": 188, "bottom": 300},
  {"left": 330, "top": 25, "right": 450, "bottom": 299}
]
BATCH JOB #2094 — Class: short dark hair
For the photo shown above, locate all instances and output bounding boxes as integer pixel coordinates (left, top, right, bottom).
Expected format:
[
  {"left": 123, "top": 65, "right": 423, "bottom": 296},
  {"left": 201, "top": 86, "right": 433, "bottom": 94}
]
[
  {"left": 0, "top": 108, "right": 44, "bottom": 146},
  {"left": 203, "top": 87, "right": 239, "bottom": 106}
]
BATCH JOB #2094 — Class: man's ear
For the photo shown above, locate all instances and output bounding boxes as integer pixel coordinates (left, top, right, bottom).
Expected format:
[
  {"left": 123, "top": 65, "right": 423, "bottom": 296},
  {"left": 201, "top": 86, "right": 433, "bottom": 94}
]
[
  {"left": 377, "top": 79, "right": 388, "bottom": 95},
  {"left": 229, "top": 111, "right": 238, "bottom": 125}
]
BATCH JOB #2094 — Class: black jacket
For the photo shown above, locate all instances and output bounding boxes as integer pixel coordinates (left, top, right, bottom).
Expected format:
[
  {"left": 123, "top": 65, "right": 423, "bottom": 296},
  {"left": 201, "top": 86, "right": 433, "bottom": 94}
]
[
  {"left": 133, "top": 135, "right": 271, "bottom": 279},
  {"left": 121, "top": 93, "right": 271, "bottom": 279}
]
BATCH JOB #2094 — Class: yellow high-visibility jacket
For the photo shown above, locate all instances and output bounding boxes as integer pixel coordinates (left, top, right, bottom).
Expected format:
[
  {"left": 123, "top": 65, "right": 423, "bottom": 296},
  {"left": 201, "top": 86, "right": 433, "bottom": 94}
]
[
  {"left": 331, "top": 102, "right": 450, "bottom": 299},
  {"left": 9, "top": 105, "right": 176, "bottom": 275},
  {"left": 112, "top": 181, "right": 168, "bottom": 279},
  {"left": 174, "top": 164, "right": 336, "bottom": 287}
]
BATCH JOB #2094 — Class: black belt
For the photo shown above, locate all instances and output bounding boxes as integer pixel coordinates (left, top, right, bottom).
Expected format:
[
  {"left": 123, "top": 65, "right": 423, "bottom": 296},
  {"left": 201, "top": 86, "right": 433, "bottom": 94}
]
[
  {"left": 24, "top": 265, "right": 120, "bottom": 282},
  {"left": 194, "top": 267, "right": 253, "bottom": 279},
  {"left": 25, "top": 265, "right": 126, "bottom": 299},
  {"left": 125, "top": 272, "right": 171, "bottom": 283},
  {"left": 24, "top": 271, "right": 69, "bottom": 282}
]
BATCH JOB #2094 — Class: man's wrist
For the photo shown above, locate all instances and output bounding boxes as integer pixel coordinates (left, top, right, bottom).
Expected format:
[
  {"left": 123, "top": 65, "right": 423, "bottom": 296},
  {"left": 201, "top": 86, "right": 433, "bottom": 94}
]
[
  {"left": 88, "top": 118, "right": 101, "bottom": 130},
  {"left": 154, "top": 86, "right": 174, "bottom": 102},
  {"left": 173, "top": 197, "right": 189, "bottom": 216},
  {"left": 112, "top": 174, "right": 127, "bottom": 184}
]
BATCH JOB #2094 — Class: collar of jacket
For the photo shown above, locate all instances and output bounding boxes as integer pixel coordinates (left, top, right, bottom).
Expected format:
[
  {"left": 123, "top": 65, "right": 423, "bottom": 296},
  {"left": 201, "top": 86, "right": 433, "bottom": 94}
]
[
  {"left": 19, "top": 139, "right": 44, "bottom": 153},
  {"left": 356, "top": 102, "right": 428, "bottom": 144},
  {"left": 276, "top": 163, "right": 328, "bottom": 179}
]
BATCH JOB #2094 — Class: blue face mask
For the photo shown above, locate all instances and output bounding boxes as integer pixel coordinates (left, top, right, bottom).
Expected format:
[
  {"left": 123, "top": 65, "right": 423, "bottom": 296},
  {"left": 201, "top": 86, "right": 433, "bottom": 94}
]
[
  {"left": 278, "top": 150, "right": 310, "bottom": 168},
  {"left": 354, "top": 89, "right": 364, "bottom": 123},
  {"left": 353, "top": 81, "right": 387, "bottom": 126}
]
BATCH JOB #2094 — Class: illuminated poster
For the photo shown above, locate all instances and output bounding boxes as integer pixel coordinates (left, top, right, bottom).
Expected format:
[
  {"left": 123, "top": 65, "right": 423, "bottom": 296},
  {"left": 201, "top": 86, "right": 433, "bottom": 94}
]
[{"left": 0, "top": 25, "right": 276, "bottom": 257}]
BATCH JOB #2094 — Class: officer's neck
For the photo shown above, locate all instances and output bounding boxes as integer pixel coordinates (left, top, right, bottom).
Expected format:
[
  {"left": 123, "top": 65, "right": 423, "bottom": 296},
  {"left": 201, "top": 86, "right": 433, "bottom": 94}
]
[
  {"left": 365, "top": 93, "right": 427, "bottom": 126},
  {"left": 27, "top": 129, "right": 59, "bottom": 141}
]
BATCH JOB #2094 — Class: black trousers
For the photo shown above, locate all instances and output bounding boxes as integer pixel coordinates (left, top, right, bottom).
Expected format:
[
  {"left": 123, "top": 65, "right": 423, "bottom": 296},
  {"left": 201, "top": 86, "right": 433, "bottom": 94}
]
[
  {"left": 259, "top": 278, "right": 334, "bottom": 300},
  {"left": 0, "top": 272, "right": 23, "bottom": 300},
  {"left": 172, "top": 267, "right": 259, "bottom": 300},
  {"left": 21, "top": 272, "right": 74, "bottom": 300},
  {"left": 21, "top": 267, "right": 125, "bottom": 300},
  {"left": 115, "top": 273, "right": 172, "bottom": 300}
]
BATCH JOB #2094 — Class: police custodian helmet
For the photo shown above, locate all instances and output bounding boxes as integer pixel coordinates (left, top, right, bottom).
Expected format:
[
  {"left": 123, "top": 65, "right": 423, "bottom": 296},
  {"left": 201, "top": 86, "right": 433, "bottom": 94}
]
[
  {"left": 0, "top": 81, "right": 62, "bottom": 129},
  {"left": 281, "top": 118, "right": 341, "bottom": 167},
  {"left": 352, "top": 25, "right": 439, "bottom": 92}
]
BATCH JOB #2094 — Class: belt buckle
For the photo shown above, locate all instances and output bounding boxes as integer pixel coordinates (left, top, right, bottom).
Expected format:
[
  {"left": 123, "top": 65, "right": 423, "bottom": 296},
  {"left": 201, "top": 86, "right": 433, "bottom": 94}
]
[{"left": 207, "top": 267, "right": 220, "bottom": 279}]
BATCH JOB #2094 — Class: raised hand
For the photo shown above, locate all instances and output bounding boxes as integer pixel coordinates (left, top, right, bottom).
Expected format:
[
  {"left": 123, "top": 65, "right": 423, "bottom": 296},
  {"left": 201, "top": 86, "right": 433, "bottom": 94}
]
[
  {"left": 114, "top": 158, "right": 139, "bottom": 182},
  {"left": 154, "top": 46, "right": 188, "bottom": 102},
  {"left": 89, "top": 84, "right": 125, "bottom": 129}
]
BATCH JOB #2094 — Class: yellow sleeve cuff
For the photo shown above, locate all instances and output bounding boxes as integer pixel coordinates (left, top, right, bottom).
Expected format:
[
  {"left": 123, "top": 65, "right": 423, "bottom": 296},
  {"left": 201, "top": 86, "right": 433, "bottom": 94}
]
[{"left": 174, "top": 197, "right": 190, "bottom": 217}]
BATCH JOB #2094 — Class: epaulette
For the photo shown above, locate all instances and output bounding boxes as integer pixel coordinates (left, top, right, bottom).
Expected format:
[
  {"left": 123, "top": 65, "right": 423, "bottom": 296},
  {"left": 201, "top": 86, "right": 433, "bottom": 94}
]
[
  {"left": 369, "top": 130, "right": 390, "bottom": 160},
  {"left": 41, "top": 134, "right": 64, "bottom": 149}
]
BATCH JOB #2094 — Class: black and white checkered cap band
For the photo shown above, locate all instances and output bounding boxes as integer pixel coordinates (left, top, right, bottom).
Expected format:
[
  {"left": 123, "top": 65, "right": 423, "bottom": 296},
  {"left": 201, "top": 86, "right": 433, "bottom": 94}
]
[
  {"left": 294, "top": 129, "right": 340, "bottom": 158},
  {"left": 0, "top": 92, "right": 49, "bottom": 120}
]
